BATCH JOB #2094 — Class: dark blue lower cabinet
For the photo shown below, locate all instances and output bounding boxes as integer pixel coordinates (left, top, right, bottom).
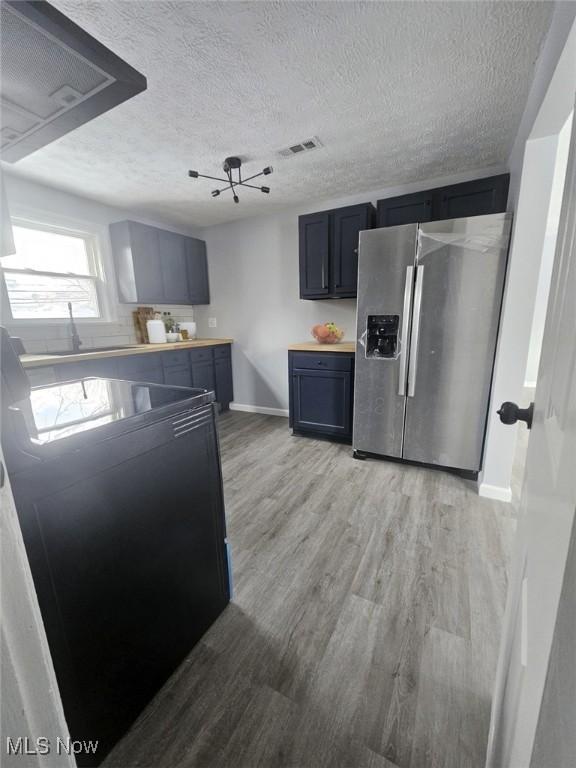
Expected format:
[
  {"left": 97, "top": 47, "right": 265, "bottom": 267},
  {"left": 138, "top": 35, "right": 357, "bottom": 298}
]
[
  {"left": 289, "top": 351, "right": 354, "bottom": 441},
  {"left": 118, "top": 353, "right": 163, "bottom": 384},
  {"left": 134, "top": 366, "right": 164, "bottom": 385},
  {"left": 33, "top": 345, "right": 234, "bottom": 409},
  {"left": 192, "top": 360, "right": 216, "bottom": 395},
  {"left": 215, "top": 357, "right": 233, "bottom": 410},
  {"left": 163, "top": 365, "right": 192, "bottom": 388},
  {"left": 57, "top": 357, "right": 120, "bottom": 381}
]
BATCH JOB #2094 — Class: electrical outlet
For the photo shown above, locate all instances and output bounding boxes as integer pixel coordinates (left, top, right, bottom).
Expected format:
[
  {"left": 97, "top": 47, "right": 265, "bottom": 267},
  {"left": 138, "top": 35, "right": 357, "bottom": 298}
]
[{"left": 208, "top": 317, "right": 217, "bottom": 329}]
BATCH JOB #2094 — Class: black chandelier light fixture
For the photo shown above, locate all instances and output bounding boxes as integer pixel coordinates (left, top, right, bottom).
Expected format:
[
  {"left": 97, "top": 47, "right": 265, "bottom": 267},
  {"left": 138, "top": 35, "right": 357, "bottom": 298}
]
[{"left": 188, "top": 157, "right": 272, "bottom": 204}]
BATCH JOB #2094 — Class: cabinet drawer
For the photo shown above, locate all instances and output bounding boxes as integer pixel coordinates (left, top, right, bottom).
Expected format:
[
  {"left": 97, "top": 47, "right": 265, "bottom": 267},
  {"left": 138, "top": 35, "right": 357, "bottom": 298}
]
[
  {"left": 290, "top": 352, "right": 353, "bottom": 372},
  {"left": 161, "top": 350, "right": 189, "bottom": 368},
  {"left": 213, "top": 345, "right": 231, "bottom": 360},
  {"left": 189, "top": 348, "right": 214, "bottom": 363}
]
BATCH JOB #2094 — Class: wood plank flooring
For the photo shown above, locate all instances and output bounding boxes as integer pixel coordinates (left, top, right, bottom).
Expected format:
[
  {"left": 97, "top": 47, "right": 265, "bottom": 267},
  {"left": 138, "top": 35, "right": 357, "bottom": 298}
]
[{"left": 104, "top": 412, "right": 520, "bottom": 768}]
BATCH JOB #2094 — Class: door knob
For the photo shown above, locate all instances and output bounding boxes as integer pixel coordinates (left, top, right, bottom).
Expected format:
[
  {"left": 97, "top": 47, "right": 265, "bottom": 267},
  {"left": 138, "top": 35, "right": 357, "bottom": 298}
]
[{"left": 497, "top": 401, "right": 534, "bottom": 429}]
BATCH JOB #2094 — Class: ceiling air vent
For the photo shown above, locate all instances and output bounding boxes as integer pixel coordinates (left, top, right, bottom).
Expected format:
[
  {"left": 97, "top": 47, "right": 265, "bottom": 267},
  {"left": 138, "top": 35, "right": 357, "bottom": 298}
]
[{"left": 277, "top": 136, "right": 323, "bottom": 158}]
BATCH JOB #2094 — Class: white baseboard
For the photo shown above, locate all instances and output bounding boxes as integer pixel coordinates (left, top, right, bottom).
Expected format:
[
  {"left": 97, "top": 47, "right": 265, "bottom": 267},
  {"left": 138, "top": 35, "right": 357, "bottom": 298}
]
[
  {"left": 230, "top": 402, "right": 289, "bottom": 418},
  {"left": 478, "top": 482, "right": 512, "bottom": 503}
]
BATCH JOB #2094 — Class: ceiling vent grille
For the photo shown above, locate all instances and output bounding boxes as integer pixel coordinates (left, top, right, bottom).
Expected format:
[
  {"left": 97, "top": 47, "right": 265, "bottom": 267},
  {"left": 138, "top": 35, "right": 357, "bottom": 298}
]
[{"left": 277, "top": 136, "right": 323, "bottom": 158}]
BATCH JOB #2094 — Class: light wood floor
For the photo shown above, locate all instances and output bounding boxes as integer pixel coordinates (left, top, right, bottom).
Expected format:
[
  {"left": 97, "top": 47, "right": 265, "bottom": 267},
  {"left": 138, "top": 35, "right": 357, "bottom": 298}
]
[{"left": 105, "top": 411, "right": 520, "bottom": 768}]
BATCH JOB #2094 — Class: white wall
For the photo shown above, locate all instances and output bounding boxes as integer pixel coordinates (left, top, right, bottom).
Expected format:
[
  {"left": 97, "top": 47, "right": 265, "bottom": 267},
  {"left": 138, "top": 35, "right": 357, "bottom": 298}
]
[
  {"left": 506, "top": 2, "right": 576, "bottom": 210},
  {"left": 480, "top": 18, "right": 576, "bottom": 501},
  {"left": 194, "top": 166, "right": 506, "bottom": 413},
  {"left": 1, "top": 173, "right": 201, "bottom": 353}
]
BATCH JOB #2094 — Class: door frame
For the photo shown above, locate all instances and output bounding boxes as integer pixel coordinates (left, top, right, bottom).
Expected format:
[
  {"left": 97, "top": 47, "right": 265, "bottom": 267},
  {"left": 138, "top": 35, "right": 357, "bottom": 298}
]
[
  {"left": 480, "top": 18, "right": 576, "bottom": 502},
  {"left": 485, "top": 99, "right": 576, "bottom": 768}
]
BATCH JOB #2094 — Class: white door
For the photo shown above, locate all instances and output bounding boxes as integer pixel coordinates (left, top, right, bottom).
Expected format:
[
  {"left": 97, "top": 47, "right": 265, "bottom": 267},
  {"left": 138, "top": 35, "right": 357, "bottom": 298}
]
[{"left": 486, "top": 113, "right": 576, "bottom": 766}]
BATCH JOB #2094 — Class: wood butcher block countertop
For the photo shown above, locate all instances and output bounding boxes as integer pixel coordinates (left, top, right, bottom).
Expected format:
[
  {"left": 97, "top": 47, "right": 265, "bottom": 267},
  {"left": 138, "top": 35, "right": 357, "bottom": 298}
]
[
  {"left": 21, "top": 339, "right": 234, "bottom": 368},
  {"left": 288, "top": 342, "right": 356, "bottom": 353}
]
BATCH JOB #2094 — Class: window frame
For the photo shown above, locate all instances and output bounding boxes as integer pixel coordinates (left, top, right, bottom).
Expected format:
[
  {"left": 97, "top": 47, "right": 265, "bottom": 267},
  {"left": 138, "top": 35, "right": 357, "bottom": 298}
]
[{"left": 1, "top": 216, "right": 114, "bottom": 325}]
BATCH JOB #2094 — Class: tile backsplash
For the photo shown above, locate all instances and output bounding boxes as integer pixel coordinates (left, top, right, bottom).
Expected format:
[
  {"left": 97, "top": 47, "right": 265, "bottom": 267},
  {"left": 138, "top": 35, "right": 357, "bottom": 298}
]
[{"left": 9, "top": 304, "right": 196, "bottom": 353}]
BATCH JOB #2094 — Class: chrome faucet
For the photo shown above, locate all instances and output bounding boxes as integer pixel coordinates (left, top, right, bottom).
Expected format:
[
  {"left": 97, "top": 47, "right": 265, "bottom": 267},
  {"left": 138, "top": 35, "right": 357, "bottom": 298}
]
[{"left": 67, "top": 301, "right": 82, "bottom": 353}]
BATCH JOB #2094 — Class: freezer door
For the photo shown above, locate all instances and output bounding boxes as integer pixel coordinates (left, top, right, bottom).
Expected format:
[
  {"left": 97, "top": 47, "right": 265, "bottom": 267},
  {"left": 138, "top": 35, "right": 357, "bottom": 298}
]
[
  {"left": 402, "top": 213, "right": 512, "bottom": 471},
  {"left": 353, "top": 225, "right": 417, "bottom": 456}
]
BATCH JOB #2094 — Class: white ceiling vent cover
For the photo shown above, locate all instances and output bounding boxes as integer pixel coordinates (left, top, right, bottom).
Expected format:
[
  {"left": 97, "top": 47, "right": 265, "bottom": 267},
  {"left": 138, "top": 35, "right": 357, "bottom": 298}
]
[{"left": 277, "top": 136, "right": 323, "bottom": 158}]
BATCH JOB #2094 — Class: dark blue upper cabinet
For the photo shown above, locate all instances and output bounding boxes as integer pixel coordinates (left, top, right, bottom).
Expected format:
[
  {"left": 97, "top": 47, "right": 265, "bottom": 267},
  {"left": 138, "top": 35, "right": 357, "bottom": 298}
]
[
  {"left": 110, "top": 220, "right": 209, "bottom": 305},
  {"left": 331, "top": 204, "right": 373, "bottom": 297},
  {"left": 186, "top": 238, "right": 210, "bottom": 305},
  {"left": 377, "top": 191, "right": 433, "bottom": 228},
  {"left": 110, "top": 221, "right": 161, "bottom": 303},
  {"left": 158, "top": 230, "right": 189, "bottom": 304},
  {"left": 299, "top": 212, "right": 330, "bottom": 298},
  {"left": 299, "top": 203, "right": 374, "bottom": 300},
  {"left": 434, "top": 174, "right": 510, "bottom": 220},
  {"left": 376, "top": 174, "right": 510, "bottom": 228}
]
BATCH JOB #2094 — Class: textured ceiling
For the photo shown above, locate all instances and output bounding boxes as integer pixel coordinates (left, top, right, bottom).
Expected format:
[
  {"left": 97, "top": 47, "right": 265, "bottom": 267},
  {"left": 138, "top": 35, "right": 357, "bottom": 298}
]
[{"left": 4, "top": 1, "right": 552, "bottom": 228}]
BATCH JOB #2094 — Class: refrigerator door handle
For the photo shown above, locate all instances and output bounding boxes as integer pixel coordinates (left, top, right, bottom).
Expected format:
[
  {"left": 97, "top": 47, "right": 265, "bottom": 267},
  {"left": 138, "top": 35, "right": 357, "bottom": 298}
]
[
  {"left": 408, "top": 265, "right": 424, "bottom": 397},
  {"left": 398, "top": 266, "right": 414, "bottom": 396}
]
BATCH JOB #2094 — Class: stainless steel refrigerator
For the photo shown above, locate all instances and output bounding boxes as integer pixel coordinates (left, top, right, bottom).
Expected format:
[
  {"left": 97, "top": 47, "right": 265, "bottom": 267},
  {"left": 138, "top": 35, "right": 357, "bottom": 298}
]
[{"left": 353, "top": 212, "right": 512, "bottom": 473}]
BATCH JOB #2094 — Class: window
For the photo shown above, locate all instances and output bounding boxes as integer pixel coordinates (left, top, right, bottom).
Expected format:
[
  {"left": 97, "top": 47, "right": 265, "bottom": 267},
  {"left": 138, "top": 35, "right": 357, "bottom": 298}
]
[{"left": 2, "top": 222, "right": 103, "bottom": 320}]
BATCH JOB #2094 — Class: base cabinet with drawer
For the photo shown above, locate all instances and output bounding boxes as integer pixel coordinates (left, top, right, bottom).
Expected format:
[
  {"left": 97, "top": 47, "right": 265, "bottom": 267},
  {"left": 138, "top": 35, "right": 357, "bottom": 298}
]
[
  {"left": 28, "top": 344, "right": 234, "bottom": 411},
  {"left": 289, "top": 351, "right": 355, "bottom": 441}
]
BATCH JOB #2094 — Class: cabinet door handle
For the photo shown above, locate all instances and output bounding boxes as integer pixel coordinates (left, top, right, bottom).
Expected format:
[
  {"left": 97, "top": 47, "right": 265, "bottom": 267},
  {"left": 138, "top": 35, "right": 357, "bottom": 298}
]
[{"left": 322, "top": 262, "right": 328, "bottom": 290}]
